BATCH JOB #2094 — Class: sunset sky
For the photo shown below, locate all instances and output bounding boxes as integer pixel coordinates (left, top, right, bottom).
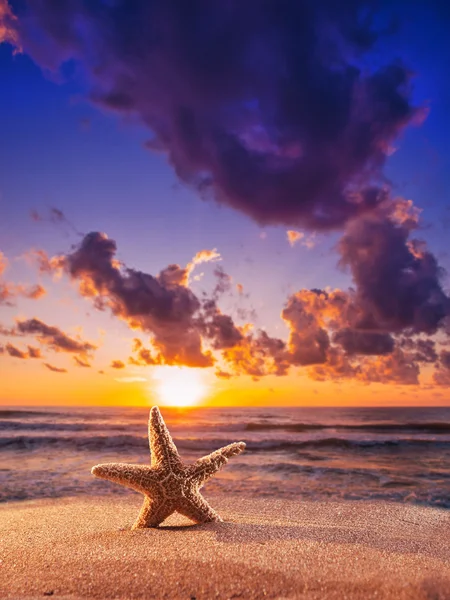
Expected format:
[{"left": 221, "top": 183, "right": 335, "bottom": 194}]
[{"left": 1, "top": 0, "right": 449, "bottom": 407}]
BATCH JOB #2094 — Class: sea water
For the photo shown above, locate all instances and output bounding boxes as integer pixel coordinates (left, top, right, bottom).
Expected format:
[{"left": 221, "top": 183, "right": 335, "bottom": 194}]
[{"left": 1, "top": 405, "right": 449, "bottom": 508}]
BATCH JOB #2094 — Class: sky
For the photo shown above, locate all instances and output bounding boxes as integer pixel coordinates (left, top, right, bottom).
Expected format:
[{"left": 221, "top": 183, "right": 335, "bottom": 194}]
[{"left": 0, "top": 0, "right": 449, "bottom": 407}]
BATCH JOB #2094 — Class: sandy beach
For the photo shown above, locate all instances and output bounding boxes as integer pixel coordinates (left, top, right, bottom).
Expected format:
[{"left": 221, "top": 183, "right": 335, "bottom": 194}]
[{"left": 0, "top": 495, "right": 448, "bottom": 599}]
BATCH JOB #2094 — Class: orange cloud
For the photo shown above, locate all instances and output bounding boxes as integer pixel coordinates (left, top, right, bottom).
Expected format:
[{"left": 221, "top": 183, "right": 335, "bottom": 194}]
[
  {"left": 0, "top": 0, "right": 20, "bottom": 48},
  {"left": 4, "top": 342, "right": 42, "bottom": 360},
  {"left": 287, "top": 230, "right": 316, "bottom": 249},
  {"left": 0, "top": 251, "right": 7, "bottom": 276},
  {"left": 185, "top": 248, "right": 221, "bottom": 285},
  {"left": 27, "top": 345, "right": 42, "bottom": 359},
  {"left": 16, "top": 318, "right": 97, "bottom": 356},
  {"left": 192, "top": 248, "right": 221, "bottom": 265},
  {"left": 357, "top": 348, "right": 419, "bottom": 385},
  {"left": 28, "top": 223, "right": 449, "bottom": 388},
  {"left": 27, "top": 248, "right": 65, "bottom": 277},
  {"left": 22, "top": 284, "right": 47, "bottom": 300},
  {"left": 44, "top": 363, "right": 67, "bottom": 373},
  {"left": 215, "top": 369, "right": 233, "bottom": 379},
  {"left": 0, "top": 252, "right": 47, "bottom": 304},
  {"left": 111, "top": 360, "right": 125, "bottom": 369},
  {"left": 47, "top": 232, "right": 215, "bottom": 367},
  {"left": 221, "top": 330, "right": 288, "bottom": 379},
  {"left": 287, "top": 230, "right": 304, "bottom": 247},
  {"left": 5, "top": 343, "right": 28, "bottom": 359},
  {"left": 128, "top": 338, "right": 161, "bottom": 366},
  {"left": 159, "top": 248, "right": 222, "bottom": 288},
  {"left": 73, "top": 356, "right": 91, "bottom": 368},
  {"left": 0, "top": 281, "right": 15, "bottom": 306},
  {"left": 433, "top": 350, "right": 450, "bottom": 386}
]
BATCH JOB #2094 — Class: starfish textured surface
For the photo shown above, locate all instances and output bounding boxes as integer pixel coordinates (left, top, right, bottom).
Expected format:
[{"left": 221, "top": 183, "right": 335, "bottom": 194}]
[{"left": 91, "top": 406, "right": 246, "bottom": 528}]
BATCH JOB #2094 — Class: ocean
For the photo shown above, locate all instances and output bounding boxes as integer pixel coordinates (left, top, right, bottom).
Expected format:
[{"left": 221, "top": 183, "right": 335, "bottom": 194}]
[{"left": 1, "top": 405, "right": 449, "bottom": 508}]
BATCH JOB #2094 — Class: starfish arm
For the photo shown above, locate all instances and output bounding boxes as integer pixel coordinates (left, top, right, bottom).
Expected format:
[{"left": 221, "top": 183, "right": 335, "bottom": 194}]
[
  {"left": 132, "top": 495, "right": 176, "bottom": 529},
  {"left": 176, "top": 492, "right": 223, "bottom": 524},
  {"left": 189, "top": 442, "right": 246, "bottom": 487},
  {"left": 149, "top": 406, "right": 182, "bottom": 468},
  {"left": 91, "top": 463, "right": 159, "bottom": 495}
]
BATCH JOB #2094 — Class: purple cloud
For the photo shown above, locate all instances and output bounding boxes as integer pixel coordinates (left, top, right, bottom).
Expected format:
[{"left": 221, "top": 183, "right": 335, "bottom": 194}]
[{"left": 8, "top": 0, "right": 420, "bottom": 229}]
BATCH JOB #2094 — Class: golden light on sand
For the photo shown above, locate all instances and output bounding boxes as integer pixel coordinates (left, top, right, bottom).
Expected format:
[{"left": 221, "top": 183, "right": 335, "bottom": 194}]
[{"left": 151, "top": 366, "right": 209, "bottom": 407}]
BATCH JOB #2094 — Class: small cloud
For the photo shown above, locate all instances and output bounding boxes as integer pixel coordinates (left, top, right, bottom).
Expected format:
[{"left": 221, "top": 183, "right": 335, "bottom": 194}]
[
  {"left": 111, "top": 359, "right": 125, "bottom": 369},
  {"left": 5, "top": 343, "right": 28, "bottom": 359},
  {"left": 302, "top": 233, "right": 316, "bottom": 250},
  {"left": 0, "top": 0, "right": 20, "bottom": 47},
  {"left": 185, "top": 248, "right": 221, "bottom": 285},
  {"left": 213, "top": 266, "right": 232, "bottom": 298},
  {"left": 0, "top": 255, "right": 47, "bottom": 306},
  {"left": 30, "top": 207, "right": 66, "bottom": 223},
  {"left": 73, "top": 356, "right": 91, "bottom": 368},
  {"left": 23, "top": 284, "right": 47, "bottom": 300},
  {"left": 215, "top": 369, "right": 233, "bottom": 379},
  {"left": 0, "top": 282, "right": 16, "bottom": 306},
  {"left": 287, "top": 230, "right": 304, "bottom": 247},
  {"left": 128, "top": 337, "right": 161, "bottom": 366},
  {"left": 0, "top": 283, "right": 47, "bottom": 306},
  {"left": 44, "top": 363, "right": 67, "bottom": 373},
  {"left": 0, "top": 251, "right": 8, "bottom": 276},
  {"left": 25, "top": 248, "right": 65, "bottom": 277},
  {"left": 0, "top": 323, "right": 19, "bottom": 336},
  {"left": 27, "top": 345, "right": 42, "bottom": 359},
  {"left": 259, "top": 231, "right": 267, "bottom": 240},
  {"left": 287, "top": 230, "right": 316, "bottom": 249},
  {"left": 16, "top": 318, "right": 97, "bottom": 356},
  {"left": 192, "top": 248, "right": 221, "bottom": 266},
  {"left": 4, "top": 342, "right": 42, "bottom": 360},
  {"left": 30, "top": 206, "right": 80, "bottom": 235}
]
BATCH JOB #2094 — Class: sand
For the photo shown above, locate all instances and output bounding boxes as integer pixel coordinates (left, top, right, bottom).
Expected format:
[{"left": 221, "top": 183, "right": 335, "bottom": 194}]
[{"left": 0, "top": 495, "right": 448, "bottom": 599}]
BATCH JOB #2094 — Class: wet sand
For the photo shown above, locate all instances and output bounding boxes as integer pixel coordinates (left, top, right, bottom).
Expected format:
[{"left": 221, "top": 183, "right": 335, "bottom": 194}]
[{"left": 0, "top": 495, "right": 449, "bottom": 599}]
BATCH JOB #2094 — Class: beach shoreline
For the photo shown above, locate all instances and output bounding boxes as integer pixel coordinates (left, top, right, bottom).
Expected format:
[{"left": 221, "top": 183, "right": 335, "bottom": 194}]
[{"left": 0, "top": 495, "right": 448, "bottom": 599}]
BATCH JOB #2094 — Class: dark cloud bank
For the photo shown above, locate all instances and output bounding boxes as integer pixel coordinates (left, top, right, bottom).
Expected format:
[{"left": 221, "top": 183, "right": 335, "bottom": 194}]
[
  {"left": 2, "top": 0, "right": 450, "bottom": 384},
  {"left": 8, "top": 0, "right": 421, "bottom": 229}
]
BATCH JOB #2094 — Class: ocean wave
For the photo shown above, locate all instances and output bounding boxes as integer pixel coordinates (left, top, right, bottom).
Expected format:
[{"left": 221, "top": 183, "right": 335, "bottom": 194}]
[
  {"left": 245, "top": 421, "right": 450, "bottom": 434},
  {"left": 1, "top": 472, "right": 449, "bottom": 509},
  {"left": 0, "top": 434, "right": 149, "bottom": 452},
  {"left": 1, "top": 434, "right": 449, "bottom": 453},
  {"left": 0, "top": 420, "right": 132, "bottom": 432},
  {"left": 0, "top": 408, "right": 151, "bottom": 422},
  {"left": 0, "top": 409, "right": 65, "bottom": 418},
  {"left": 246, "top": 438, "right": 450, "bottom": 452}
]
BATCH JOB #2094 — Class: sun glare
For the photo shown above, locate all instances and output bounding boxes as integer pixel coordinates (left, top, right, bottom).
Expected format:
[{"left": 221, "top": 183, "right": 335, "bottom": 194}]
[{"left": 151, "top": 366, "right": 209, "bottom": 407}]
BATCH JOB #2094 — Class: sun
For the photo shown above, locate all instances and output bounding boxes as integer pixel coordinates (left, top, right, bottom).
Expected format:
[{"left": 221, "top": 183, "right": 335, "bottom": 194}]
[{"left": 151, "top": 366, "right": 209, "bottom": 407}]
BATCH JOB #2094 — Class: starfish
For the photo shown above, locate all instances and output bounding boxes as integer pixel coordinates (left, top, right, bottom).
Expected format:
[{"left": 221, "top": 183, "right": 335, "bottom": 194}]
[{"left": 91, "top": 406, "right": 246, "bottom": 529}]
